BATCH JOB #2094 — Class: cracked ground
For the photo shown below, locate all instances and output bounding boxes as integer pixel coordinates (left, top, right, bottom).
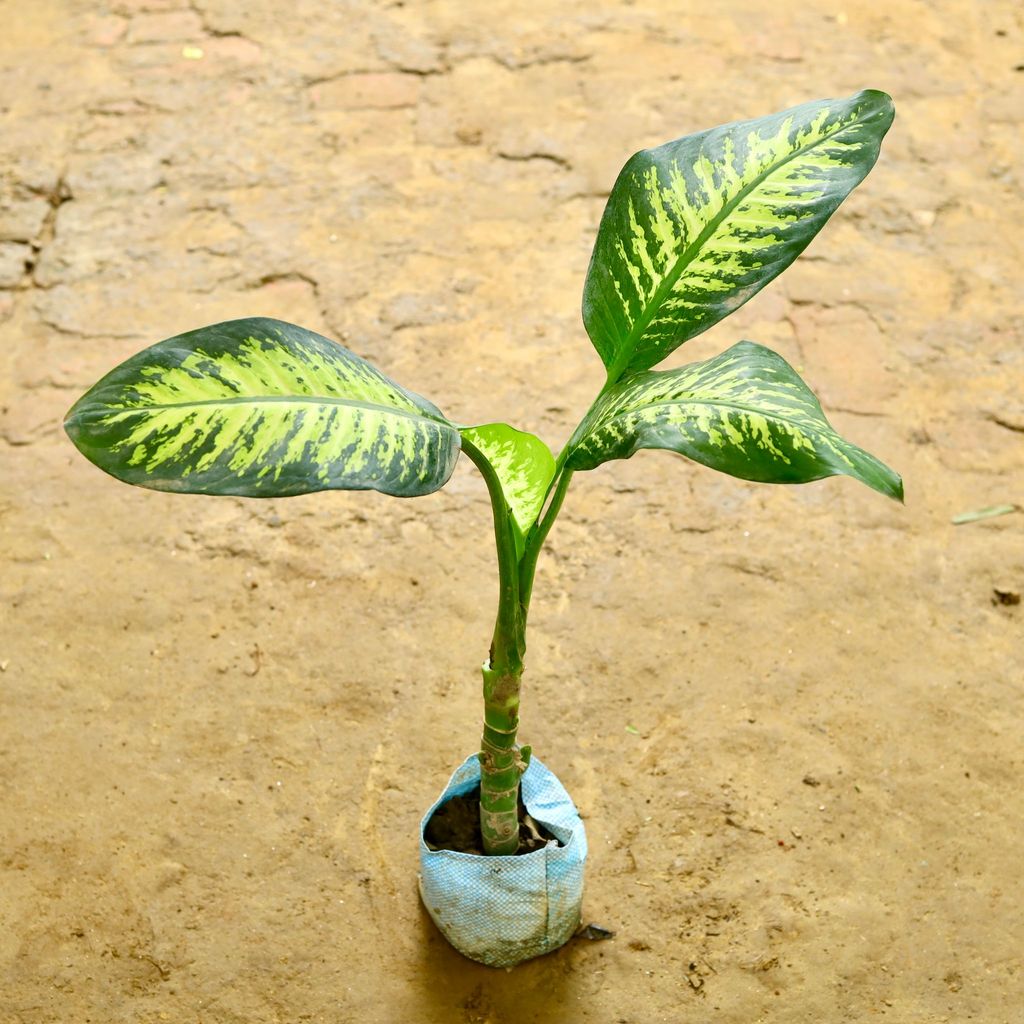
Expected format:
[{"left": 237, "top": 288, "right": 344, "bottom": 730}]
[{"left": 1, "top": 2, "right": 1022, "bottom": 1022}]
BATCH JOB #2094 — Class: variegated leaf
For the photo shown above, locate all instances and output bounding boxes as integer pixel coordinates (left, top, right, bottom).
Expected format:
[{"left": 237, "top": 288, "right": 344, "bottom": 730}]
[
  {"left": 460, "top": 423, "right": 556, "bottom": 558},
  {"left": 584, "top": 90, "right": 894, "bottom": 380},
  {"left": 566, "top": 340, "right": 903, "bottom": 501},
  {"left": 65, "top": 317, "right": 460, "bottom": 498}
]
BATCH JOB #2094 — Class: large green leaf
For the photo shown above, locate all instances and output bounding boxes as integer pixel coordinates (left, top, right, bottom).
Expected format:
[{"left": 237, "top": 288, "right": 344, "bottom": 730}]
[
  {"left": 65, "top": 317, "right": 461, "bottom": 498},
  {"left": 566, "top": 340, "right": 903, "bottom": 501},
  {"left": 584, "top": 90, "right": 894, "bottom": 381},
  {"left": 460, "top": 423, "right": 556, "bottom": 558}
]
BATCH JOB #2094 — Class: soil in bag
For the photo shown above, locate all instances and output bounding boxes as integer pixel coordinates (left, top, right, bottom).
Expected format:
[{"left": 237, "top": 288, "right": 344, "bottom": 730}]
[{"left": 424, "top": 785, "right": 561, "bottom": 856}]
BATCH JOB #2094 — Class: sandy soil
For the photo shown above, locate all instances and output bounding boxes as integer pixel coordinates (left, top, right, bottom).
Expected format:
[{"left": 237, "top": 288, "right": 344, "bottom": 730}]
[{"left": 1, "top": 1, "right": 1022, "bottom": 1021}]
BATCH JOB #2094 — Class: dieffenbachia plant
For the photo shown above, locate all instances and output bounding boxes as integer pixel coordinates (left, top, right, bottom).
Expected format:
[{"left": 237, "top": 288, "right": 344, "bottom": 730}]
[{"left": 65, "top": 91, "right": 902, "bottom": 856}]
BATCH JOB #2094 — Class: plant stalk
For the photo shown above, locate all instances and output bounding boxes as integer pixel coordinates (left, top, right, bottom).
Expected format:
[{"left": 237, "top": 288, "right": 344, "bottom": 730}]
[
  {"left": 519, "top": 465, "right": 573, "bottom": 612},
  {"left": 461, "top": 436, "right": 531, "bottom": 854},
  {"left": 463, "top": 436, "right": 579, "bottom": 854},
  {"left": 478, "top": 499, "right": 527, "bottom": 854},
  {"left": 479, "top": 658, "right": 527, "bottom": 855}
]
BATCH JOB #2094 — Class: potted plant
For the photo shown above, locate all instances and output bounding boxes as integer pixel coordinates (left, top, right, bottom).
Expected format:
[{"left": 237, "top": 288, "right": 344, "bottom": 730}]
[{"left": 64, "top": 89, "right": 901, "bottom": 968}]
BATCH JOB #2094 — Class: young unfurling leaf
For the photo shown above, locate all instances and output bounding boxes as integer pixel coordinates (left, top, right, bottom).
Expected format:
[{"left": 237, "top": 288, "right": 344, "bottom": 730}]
[{"left": 460, "top": 423, "right": 556, "bottom": 559}]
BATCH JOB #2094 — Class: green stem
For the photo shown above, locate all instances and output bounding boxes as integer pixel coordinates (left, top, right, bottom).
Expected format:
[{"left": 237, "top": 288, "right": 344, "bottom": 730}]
[
  {"left": 460, "top": 437, "right": 521, "bottom": 652},
  {"left": 519, "top": 465, "right": 574, "bottom": 611},
  {"left": 461, "top": 435, "right": 580, "bottom": 853},
  {"left": 461, "top": 437, "right": 528, "bottom": 855},
  {"left": 479, "top": 659, "right": 526, "bottom": 855}
]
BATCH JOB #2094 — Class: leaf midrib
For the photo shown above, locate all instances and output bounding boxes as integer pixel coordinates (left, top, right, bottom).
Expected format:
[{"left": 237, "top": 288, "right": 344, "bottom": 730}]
[
  {"left": 606, "top": 105, "right": 866, "bottom": 382},
  {"left": 90, "top": 393, "right": 451, "bottom": 426}
]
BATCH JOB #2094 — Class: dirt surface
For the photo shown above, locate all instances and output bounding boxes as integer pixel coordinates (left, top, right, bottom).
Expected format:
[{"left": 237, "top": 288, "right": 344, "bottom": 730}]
[{"left": 1, "top": 2, "right": 1022, "bottom": 1022}]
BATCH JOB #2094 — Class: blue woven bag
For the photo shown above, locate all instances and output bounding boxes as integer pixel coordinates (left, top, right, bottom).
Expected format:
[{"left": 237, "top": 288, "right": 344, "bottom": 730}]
[{"left": 418, "top": 753, "right": 587, "bottom": 968}]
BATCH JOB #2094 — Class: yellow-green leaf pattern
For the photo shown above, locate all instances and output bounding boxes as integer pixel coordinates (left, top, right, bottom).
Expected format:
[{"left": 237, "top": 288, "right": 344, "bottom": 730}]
[
  {"left": 65, "top": 317, "right": 460, "bottom": 498},
  {"left": 460, "top": 423, "right": 556, "bottom": 558},
  {"left": 566, "top": 340, "right": 902, "bottom": 501},
  {"left": 584, "top": 90, "right": 894, "bottom": 381}
]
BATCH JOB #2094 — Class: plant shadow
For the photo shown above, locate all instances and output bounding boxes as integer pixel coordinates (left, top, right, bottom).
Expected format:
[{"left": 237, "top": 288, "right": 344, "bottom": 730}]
[{"left": 412, "top": 898, "right": 596, "bottom": 1024}]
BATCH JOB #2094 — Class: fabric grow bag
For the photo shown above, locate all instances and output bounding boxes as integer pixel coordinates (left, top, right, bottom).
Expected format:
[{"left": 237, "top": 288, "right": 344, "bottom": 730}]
[{"left": 418, "top": 753, "right": 587, "bottom": 968}]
